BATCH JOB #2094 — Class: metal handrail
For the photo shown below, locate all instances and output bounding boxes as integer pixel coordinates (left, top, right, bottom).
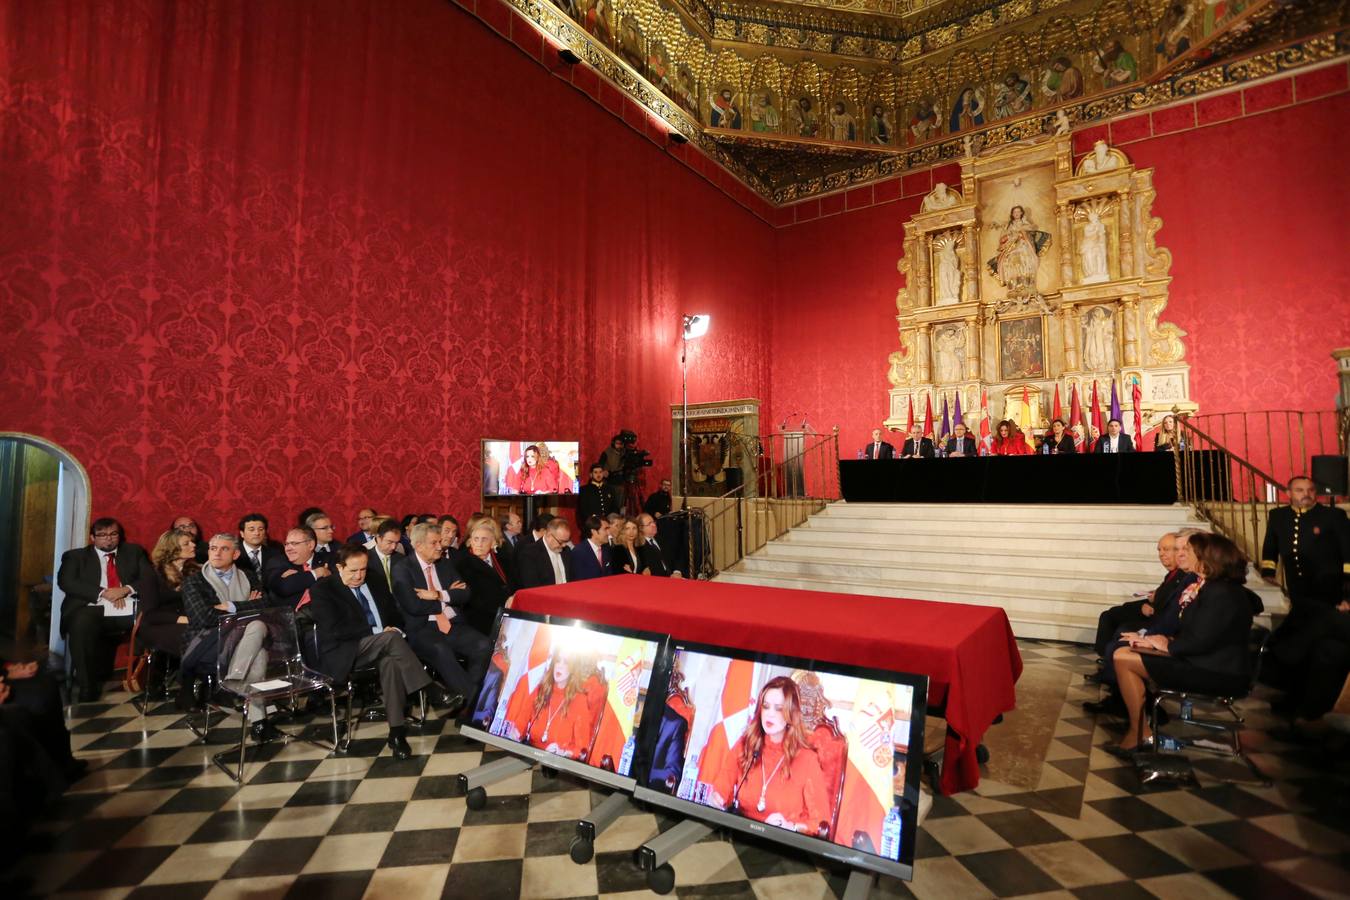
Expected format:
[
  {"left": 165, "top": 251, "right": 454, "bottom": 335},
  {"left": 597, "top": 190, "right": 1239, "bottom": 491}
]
[{"left": 1183, "top": 409, "right": 1343, "bottom": 490}]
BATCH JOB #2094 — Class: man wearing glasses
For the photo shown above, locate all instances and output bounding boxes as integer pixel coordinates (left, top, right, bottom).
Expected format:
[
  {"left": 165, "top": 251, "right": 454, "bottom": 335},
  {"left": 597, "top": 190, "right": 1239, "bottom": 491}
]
[
  {"left": 304, "top": 513, "right": 340, "bottom": 559},
  {"left": 265, "top": 527, "right": 332, "bottom": 607},
  {"left": 56, "top": 518, "right": 151, "bottom": 702}
]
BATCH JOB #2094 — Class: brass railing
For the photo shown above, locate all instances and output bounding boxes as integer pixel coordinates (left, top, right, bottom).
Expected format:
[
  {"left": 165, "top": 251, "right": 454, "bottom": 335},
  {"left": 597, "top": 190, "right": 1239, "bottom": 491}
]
[
  {"left": 682, "top": 427, "right": 841, "bottom": 576},
  {"left": 1183, "top": 410, "right": 1345, "bottom": 490}
]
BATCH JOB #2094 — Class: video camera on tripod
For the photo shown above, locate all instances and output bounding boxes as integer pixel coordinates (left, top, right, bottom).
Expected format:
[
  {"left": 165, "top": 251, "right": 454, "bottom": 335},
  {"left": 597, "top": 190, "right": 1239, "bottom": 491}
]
[{"left": 615, "top": 429, "right": 653, "bottom": 485}]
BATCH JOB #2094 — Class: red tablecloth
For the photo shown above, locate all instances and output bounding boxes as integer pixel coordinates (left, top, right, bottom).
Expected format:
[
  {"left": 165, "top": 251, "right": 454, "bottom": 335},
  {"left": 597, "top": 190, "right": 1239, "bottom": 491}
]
[{"left": 512, "top": 575, "right": 1022, "bottom": 794}]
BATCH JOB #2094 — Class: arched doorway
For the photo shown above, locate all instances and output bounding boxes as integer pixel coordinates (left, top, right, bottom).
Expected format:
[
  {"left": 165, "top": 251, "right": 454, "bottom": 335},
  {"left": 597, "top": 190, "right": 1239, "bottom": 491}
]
[{"left": 0, "top": 433, "right": 91, "bottom": 659}]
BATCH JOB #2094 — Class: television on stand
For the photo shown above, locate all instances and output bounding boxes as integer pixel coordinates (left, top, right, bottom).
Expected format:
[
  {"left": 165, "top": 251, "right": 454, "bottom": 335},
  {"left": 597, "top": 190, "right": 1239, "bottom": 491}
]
[
  {"left": 482, "top": 439, "right": 582, "bottom": 498},
  {"left": 634, "top": 640, "right": 928, "bottom": 884}
]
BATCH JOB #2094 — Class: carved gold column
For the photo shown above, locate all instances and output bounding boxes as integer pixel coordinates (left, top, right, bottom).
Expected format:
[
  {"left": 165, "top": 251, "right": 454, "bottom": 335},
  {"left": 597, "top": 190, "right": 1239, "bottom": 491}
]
[
  {"left": 960, "top": 224, "right": 977, "bottom": 302},
  {"left": 964, "top": 315, "right": 980, "bottom": 381},
  {"left": 1056, "top": 203, "right": 1075, "bottom": 286},
  {"left": 1061, "top": 304, "right": 1080, "bottom": 372},
  {"left": 916, "top": 323, "right": 932, "bottom": 383},
  {"left": 915, "top": 236, "right": 932, "bottom": 307},
  {"left": 1122, "top": 296, "right": 1140, "bottom": 366},
  {"left": 1117, "top": 191, "right": 1134, "bottom": 279}
]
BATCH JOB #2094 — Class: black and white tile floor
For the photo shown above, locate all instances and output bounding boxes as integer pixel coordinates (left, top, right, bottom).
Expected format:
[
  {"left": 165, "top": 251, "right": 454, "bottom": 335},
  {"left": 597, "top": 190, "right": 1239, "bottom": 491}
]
[{"left": 5, "top": 640, "right": 1349, "bottom": 899}]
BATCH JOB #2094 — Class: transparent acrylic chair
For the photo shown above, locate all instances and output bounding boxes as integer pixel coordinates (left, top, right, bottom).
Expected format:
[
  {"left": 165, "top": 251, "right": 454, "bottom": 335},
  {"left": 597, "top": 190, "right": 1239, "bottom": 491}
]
[{"left": 204, "top": 606, "right": 339, "bottom": 782}]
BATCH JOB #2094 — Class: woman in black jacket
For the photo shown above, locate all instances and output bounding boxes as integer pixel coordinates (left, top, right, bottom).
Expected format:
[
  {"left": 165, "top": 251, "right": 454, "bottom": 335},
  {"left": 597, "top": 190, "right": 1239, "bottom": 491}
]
[
  {"left": 460, "top": 519, "right": 514, "bottom": 636},
  {"left": 1110, "top": 531, "right": 1261, "bottom": 752}
]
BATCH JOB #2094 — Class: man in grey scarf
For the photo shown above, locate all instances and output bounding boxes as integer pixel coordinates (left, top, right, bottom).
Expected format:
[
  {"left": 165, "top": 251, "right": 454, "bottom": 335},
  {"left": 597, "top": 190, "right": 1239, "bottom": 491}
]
[{"left": 180, "top": 534, "right": 280, "bottom": 743}]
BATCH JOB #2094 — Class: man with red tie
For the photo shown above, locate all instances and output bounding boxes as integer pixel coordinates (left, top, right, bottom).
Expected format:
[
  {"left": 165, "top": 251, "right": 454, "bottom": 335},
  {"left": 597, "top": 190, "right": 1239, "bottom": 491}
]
[
  {"left": 56, "top": 518, "right": 151, "bottom": 702},
  {"left": 391, "top": 522, "right": 491, "bottom": 713},
  {"left": 264, "top": 527, "right": 331, "bottom": 607},
  {"left": 571, "top": 515, "right": 615, "bottom": 580},
  {"left": 862, "top": 427, "right": 895, "bottom": 460}
]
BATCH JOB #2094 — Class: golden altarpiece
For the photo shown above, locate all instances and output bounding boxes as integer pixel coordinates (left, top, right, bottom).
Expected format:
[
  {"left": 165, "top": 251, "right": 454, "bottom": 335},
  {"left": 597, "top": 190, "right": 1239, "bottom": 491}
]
[{"left": 885, "top": 134, "right": 1196, "bottom": 438}]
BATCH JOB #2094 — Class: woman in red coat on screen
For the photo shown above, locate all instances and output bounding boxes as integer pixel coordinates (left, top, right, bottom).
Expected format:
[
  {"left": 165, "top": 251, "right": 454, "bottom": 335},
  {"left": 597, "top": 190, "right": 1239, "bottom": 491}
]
[
  {"left": 505, "top": 445, "right": 560, "bottom": 494},
  {"left": 709, "top": 676, "right": 830, "bottom": 835},
  {"left": 508, "top": 646, "right": 605, "bottom": 760},
  {"left": 991, "top": 420, "right": 1032, "bottom": 455}
]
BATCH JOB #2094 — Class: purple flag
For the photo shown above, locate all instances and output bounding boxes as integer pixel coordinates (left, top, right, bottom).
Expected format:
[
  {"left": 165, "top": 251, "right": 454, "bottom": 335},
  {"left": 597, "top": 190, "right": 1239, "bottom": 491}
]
[
  {"left": 952, "top": 392, "right": 963, "bottom": 435},
  {"left": 1109, "top": 380, "right": 1122, "bottom": 426},
  {"left": 939, "top": 394, "right": 951, "bottom": 440}
]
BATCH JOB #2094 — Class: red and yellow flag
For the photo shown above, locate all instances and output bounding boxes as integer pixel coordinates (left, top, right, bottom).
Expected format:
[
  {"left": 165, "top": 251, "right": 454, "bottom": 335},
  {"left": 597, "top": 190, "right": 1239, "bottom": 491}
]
[{"left": 832, "top": 678, "right": 897, "bottom": 853}]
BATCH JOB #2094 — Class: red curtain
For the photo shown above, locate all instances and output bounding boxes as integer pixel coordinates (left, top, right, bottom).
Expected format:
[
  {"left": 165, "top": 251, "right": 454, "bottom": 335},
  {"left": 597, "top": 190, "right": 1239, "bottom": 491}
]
[{"left": 0, "top": 0, "right": 773, "bottom": 542}]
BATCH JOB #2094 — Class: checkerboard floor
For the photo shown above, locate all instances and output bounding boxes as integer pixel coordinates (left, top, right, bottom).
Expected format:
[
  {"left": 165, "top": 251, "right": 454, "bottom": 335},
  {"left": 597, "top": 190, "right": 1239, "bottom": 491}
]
[{"left": 4, "top": 639, "right": 1349, "bottom": 899}]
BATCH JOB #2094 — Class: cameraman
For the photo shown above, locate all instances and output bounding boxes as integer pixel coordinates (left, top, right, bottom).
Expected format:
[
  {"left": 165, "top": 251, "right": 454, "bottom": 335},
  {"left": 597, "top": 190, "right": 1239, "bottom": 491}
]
[
  {"left": 579, "top": 464, "right": 620, "bottom": 525},
  {"left": 643, "top": 478, "right": 673, "bottom": 518},
  {"left": 600, "top": 435, "right": 626, "bottom": 509}
]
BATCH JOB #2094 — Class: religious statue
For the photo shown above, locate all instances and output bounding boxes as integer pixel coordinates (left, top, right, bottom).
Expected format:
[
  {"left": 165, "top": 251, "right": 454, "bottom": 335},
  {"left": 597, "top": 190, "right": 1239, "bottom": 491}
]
[
  {"left": 1080, "top": 140, "right": 1120, "bottom": 174},
  {"left": 933, "top": 233, "right": 962, "bottom": 305},
  {"left": 751, "top": 92, "right": 781, "bottom": 133},
  {"left": 1079, "top": 208, "right": 1110, "bottom": 284},
  {"left": 1082, "top": 306, "right": 1116, "bottom": 371},
  {"left": 935, "top": 327, "right": 966, "bottom": 383},
  {"left": 987, "top": 206, "right": 1051, "bottom": 297},
  {"left": 828, "top": 101, "right": 857, "bottom": 142},
  {"left": 1053, "top": 109, "right": 1071, "bottom": 136},
  {"left": 921, "top": 182, "right": 959, "bottom": 211}
]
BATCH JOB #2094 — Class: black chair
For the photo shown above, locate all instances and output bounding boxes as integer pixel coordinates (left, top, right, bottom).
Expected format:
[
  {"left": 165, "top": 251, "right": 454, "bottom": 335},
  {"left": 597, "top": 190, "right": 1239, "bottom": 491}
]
[{"left": 1147, "top": 624, "right": 1273, "bottom": 785}]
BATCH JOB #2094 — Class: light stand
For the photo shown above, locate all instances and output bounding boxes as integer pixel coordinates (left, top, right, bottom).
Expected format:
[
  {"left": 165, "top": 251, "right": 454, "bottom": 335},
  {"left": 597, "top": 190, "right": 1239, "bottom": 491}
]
[{"left": 680, "top": 313, "right": 710, "bottom": 579}]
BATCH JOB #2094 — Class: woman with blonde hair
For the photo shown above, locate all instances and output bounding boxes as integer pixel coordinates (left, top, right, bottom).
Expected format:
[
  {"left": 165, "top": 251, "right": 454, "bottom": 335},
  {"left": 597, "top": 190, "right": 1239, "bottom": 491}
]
[
  {"left": 461, "top": 517, "right": 514, "bottom": 634},
  {"left": 139, "top": 529, "right": 197, "bottom": 658},
  {"left": 709, "top": 675, "right": 829, "bottom": 834},
  {"left": 611, "top": 517, "right": 644, "bottom": 575},
  {"left": 508, "top": 644, "right": 606, "bottom": 759}
]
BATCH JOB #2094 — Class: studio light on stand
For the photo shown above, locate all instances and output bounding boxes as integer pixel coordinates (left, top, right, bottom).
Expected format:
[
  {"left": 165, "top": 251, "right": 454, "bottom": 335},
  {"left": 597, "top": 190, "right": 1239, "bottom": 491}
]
[{"left": 680, "top": 313, "right": 711, "bottom": 579}]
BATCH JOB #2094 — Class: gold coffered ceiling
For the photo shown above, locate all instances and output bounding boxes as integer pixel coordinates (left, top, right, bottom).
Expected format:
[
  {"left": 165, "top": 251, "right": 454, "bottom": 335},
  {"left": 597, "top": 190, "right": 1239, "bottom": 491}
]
[{"left": 520, "top": 0, "right": 1349, "bottom": 201}]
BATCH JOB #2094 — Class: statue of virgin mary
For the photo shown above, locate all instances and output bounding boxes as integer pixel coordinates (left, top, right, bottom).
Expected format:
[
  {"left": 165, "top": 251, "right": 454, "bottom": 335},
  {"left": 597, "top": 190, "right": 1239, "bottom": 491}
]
[{"left": 987, "top": 205, "right": 1051, "bottom": 296}]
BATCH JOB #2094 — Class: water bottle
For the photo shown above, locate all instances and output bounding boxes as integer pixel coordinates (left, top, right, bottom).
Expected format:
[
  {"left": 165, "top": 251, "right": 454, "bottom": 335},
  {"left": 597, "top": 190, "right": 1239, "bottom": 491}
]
[
  {"left": 880, "top": 807, "right": 903, "bottom": 860},
  {"left": 1158, "top": 734, "right": 1186, "bottom": 752},
  {"left": 1179, "top": 699, "right": 1194, "bottom": 721}
]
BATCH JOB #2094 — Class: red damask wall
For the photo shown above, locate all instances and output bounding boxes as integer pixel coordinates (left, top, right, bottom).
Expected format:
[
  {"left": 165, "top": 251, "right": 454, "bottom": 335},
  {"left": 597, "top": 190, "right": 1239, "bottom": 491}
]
[
  {"left": 0, "top": 0, "right": 773, "bottom": 544},
  {"left": 772, "top": 84, "right": 1350, "bottom": 457}
]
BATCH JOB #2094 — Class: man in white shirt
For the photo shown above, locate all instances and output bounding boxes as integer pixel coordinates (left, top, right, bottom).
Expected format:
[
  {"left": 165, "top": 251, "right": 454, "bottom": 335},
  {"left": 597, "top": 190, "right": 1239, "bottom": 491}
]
[
  {"left": 863, "top": 427, "right": 895, "bottom": 459},
  {"left": 515, "top": 518, "right": 574, "bottom": 589},
  {"left": 237, "top": 512, "right": 279, "bottom": 584},
  {"left": 1093, "top": 418, "right": 1136, "bottom": 453},
  {"left": 57, "top": 518, "right": 151, "bottom": 702},
  {"left": 364, "top": 519, "right": 404, "bottom": 613},
  {"left": 638, "top": 513, "right": 684, "bottom": 578},
  {"left": 346, "top": 507, "right": 379, "bottom": 545},
  {"left": 573, "top": 515, "right": 615, "bottom": 580},
  {"left": 305, "top": 513, "right": 340, "bottom": 557}
]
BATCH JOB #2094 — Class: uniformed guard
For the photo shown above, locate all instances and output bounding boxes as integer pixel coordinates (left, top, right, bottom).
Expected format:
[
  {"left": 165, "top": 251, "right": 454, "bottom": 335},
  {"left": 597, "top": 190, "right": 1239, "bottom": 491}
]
[{"left": 1259, "top": 475, "right": 1350, "bottom": 609}]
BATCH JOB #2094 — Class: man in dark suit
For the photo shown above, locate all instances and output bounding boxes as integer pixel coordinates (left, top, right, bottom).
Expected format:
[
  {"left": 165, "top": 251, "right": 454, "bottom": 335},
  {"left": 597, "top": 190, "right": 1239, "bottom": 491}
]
[
  {"left": 638, "top": 514, "right": 684, "bottom": 578},
  {"left": 642, "top": 479, "right": 673, "bottom": 518},
  {"left": 578, "top": 465, "right": 619, "bottom": 524},
  {"left": 56, "top": 518, "right": 152, "bottom": 702},
  {"left": 307, "top": 546, "right": 432, "bottom": 759},
  {"left": 264, "top": 527, "right": 332, "bottom": 608},
  {"left": 344, "top": 507, "right": 379, "bottom": 546},
  {"left": 364, "top": 519, "right": 404, "bottom": 614},
  {"left": 237, "top": 512, "right": 284, "bottom": 586},
  {"left": 515, "top": 518, "right": 574, "bottom": 589},
  {"left": 944, "top": 423, "right": 978, "bottom": 457},
  {"left": 496, "top": 511, "right": 525, "bottom": 568},
  {"left": 391, "top": 522, "right": 491, "bottom": 711},
  {"left": 862, "top": 428, "right": 895, "bottom": 460},
  {"left": 305, "top": 513, "right": 341, "bottom": 556},
  {"left": 899, "top": 424, "right": 935, "bottom": 459},
  {"left": 1093, "top": 418, "right": 1135, "bottom": 453},
  {"left": 572, "top": 515, "right": 615, "bottom": 581}
]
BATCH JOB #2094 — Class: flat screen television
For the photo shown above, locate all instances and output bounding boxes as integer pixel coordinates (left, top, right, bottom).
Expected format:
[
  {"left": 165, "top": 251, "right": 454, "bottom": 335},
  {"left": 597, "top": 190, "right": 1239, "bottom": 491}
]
[
  {"left": 634, "top": 641, "right": 928, "bottom": 881},
  {"left": 482, "top": 439, "right": 581, "bottom": 496},
  {"left": 459, "top": 609, "right": 671, "bottom": 792}
]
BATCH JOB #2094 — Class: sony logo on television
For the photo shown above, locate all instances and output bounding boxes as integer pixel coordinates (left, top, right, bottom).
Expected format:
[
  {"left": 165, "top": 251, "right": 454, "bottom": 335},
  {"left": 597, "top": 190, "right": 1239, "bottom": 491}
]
[{"left": 748, "top": 823, "right": 766, "bottom": 833}]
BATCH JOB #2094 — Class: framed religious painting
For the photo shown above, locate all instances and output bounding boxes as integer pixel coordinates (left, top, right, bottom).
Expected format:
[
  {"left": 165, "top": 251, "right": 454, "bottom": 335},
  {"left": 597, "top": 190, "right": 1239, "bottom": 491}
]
[{"left": 999, "top": 316, "right": 1045, "bottom": 381}]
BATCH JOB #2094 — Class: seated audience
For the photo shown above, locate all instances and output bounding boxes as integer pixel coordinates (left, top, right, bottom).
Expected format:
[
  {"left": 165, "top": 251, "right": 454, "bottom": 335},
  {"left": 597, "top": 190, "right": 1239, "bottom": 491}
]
[
  {"left": 460, "top": 518, "right": 514, "bottom": 636},
  {"left": 307, "top": 545, "right": 432, "bottom": 758},
  {"left": 392, "top": 522, "right": 491, "bottom": 712},
  {"left": 529, "top": 513, "right": 555, "bottom": 544},
  {"left": 605, "top": 512, "right": 624, "bottom": 543},
  {"left": 305, "top": 512, "right": 340, "bottom": 556},
  {"left": 516, "top": 518, "right": 575, "bottom": 588},
  {"left": 56, "top": 517, "right": 151, "bottom": 702},
  {"left": 346, "top": 507, "right": 379, "bottom": 545},
  {"left": 944, "top": 423, "right": 978, "bottom": 457},
  {"left": 438, "top": 515, "right": 463, "bottom": 561},
  {"left": 138, "top": 529, "right": 197, "bottom": 685},
  {"left": 171, "top": 515, "right": 210, "bottom": 563},
  {"left": 900, "top": 424, "right": 935, "bottom": 459},
  {"left": 364, "top": 519, "right": 404, "bottom": 611},
  {"left": 1094, "top": 418, "right": 1135, "bottom": 453},
  {"left": 611, "top": 517, "right": 644, "bottom": 574},
  {"left": 1044, "top": 418, "right": 1076, "bottom": 454},
  {"left": 638, "top": 513, "right": 683, "bottom": 578},
  {"left": 0, "top": 657, "right": 83, "bottom": 783},
  {"left": 991, "top": 420, "right": 1031, "bottom": 456},
  {"left": 1109, "top": 532, "right": 1261, "bottom": 753},
  {"left": 237, "top": 512, "right": 281, "bottom": 584},
  {"left": 265, "top": 527, "right": 330, "bottom": 607},
  {"left": 179, "top": 534, "right": 279, "bottom": 742},
  {"left": 643, "top": 479, "right": 674, "bottom": 517},
  {"left": 863, "top": 428, "right": 895, "bottom": 459},
  {"left": 497, "top": 510, "right": 525, "bottom": 563},
  {"left": 1153, "top": 414, "right": 1182, "bottom": 452},
  {"left": 572, "top": 515, "right": 615, "bottom": 580}
]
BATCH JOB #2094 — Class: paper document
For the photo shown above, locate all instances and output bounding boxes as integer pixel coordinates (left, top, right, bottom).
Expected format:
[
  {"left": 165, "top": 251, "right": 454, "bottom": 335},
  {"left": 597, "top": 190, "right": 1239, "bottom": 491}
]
[{"left": 250, "top": 679, "right": 293, "bottom": 691}]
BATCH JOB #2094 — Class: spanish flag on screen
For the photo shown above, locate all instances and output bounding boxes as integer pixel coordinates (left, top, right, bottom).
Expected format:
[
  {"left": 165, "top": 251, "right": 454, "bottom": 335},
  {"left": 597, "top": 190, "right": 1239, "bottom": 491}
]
[
  {"left": 502, "top": 623, "right": 553, "bottom": 729},
  {"left": 832, "top": 679, "right": 897, "bottom": 856},
  {"left": 695, "top": 658, "right": 756, "bottom": 793},
  {"left": 588, "top": 638, "right": 649, "bottom": 774}
]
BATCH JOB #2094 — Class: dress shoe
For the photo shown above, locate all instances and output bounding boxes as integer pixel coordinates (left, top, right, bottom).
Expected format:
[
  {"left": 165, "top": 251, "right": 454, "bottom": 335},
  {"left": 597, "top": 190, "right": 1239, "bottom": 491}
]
[
  {"left": 250, "top": 718, "right": 283, "bottom": 744},
  {"left": 387, "top": 726, "right": 412, "bottom": 760}
]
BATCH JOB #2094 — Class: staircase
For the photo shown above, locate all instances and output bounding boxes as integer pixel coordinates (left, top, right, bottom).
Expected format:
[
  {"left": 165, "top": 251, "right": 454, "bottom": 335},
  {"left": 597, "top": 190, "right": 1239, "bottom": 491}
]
[{"left": 715, "top": 502, "right": 1286, "bottom": 644}]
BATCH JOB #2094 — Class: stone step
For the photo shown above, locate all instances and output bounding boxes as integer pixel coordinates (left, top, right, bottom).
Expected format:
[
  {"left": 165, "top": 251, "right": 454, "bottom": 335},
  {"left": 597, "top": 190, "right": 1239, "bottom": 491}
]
[
  {"left": 819, "top": 502, "right": 1200, "bottom": 526},
  {"left": 804, "top": 518, "right": 1202, "bottom": 541},
  {"left": 759, "top": 541, "right": 1166, "bottom": 576},
  {"left": 783, "top": 527, "right": 1168, "bottom": 555}
]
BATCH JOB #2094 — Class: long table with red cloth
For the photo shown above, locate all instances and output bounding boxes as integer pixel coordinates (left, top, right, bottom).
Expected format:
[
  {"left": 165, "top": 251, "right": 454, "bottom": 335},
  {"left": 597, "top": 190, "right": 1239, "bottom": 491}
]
[{"left": 511, "top": 575, "right": 1023, "bottom": 794}]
